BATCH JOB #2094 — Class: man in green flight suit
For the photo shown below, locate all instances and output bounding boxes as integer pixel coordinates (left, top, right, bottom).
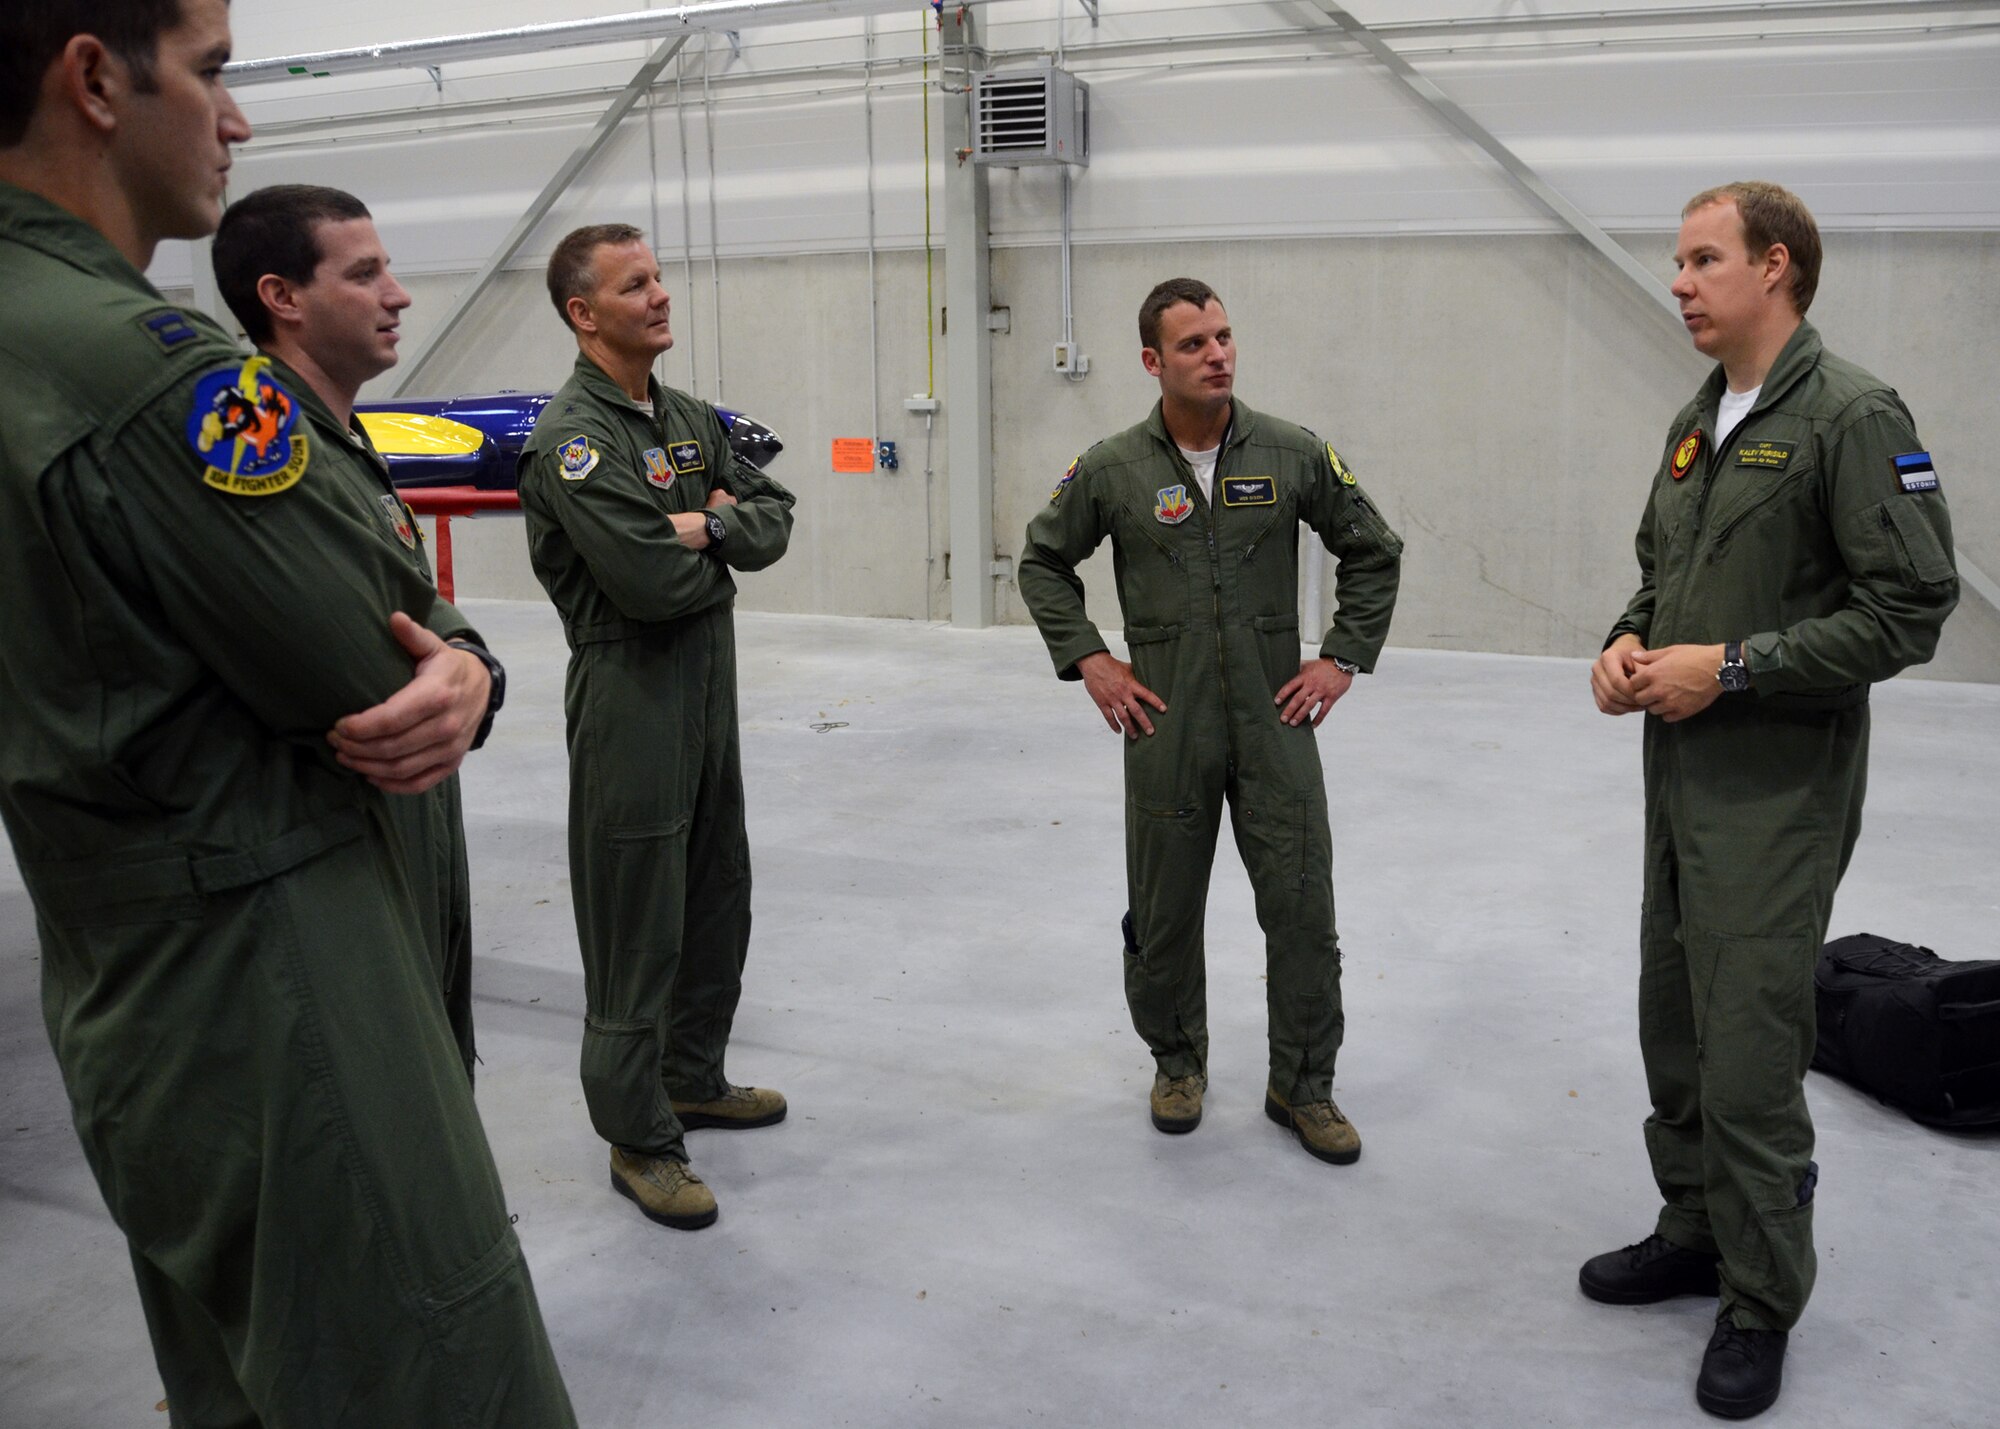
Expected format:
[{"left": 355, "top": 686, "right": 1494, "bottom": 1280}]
[
  {"left": 1582, "top": 181, "right": 1957, "bottom": 1420},
  {"left": 0, "top": 3, "right": 575, "bottom": 1425},
  {"left": 1019, "top": 278, "right": 1403, "bottom": 1164},
  {"left": 519, "top": 223, "right": 797, "bottom": 1231},
  {"left": 212, "top": 182, "right": 501, "bottom": 1082}
]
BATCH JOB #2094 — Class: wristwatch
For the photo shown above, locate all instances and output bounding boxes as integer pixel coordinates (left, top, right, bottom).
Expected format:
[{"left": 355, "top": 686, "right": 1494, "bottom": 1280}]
[
  {"left": 703, "top": 512, "right": 727, "bottom": 551},
  {"left": 1332, "top": 657, "right": 1361, "bottom": 675},
  {"left": 446, "top": 640, "right": 507, "bottom": 749},
  {"left": 1717, "top": 640, "right": 1750, "bottom": 694}
]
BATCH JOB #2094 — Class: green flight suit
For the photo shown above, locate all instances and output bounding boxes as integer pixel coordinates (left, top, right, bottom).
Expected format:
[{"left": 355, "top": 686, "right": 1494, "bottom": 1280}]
[
  {"left": 1019, "top": 399, "right": 1403, "bottom": 1101},
  {"left": 268, "top": 357, "right": 483, "bottom": 1081},
  {"left": 0, "top": 183, "right": 575, "bottom": 1429},
  {"left": 519, "top": 354, "right": 795, "bottom": 1163},
  {"left": 1607, "top": 321, "right": 1957, "bottom": 1333}
]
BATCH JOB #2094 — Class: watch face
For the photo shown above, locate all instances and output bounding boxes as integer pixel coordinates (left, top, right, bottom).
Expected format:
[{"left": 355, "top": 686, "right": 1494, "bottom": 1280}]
[{"left": 1719, "top": 664, "right": 1750, "bottom": 693}]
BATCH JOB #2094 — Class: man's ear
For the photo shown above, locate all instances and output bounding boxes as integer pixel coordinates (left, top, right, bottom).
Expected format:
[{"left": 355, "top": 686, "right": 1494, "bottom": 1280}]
[
  {"left": 1140, "top": 346, "right": 1163, "bottom": 377},
  {"left": 57, "top": 35, "right": 124, "bottom": 137},
  {"left": 1760, "top": 242, "right": 1792, "bottom": 298},
  {"left": 256, "top": 273, "right": 304, "bottom": 333},
  {"left": 566, "top": 294, "right": 597, "bottom": 336}
]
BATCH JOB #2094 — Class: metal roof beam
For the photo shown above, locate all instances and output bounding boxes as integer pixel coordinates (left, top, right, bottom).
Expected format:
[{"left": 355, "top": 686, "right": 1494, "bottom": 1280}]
[
  {"left": 229, "top": 0, "right": 940, "bottom": 86},
  {"left": 389, "top": 35, "right": 689, "bottom": 396},
  {"left": 1303, "top": 1, "right": 1680, "bottom": 323}
]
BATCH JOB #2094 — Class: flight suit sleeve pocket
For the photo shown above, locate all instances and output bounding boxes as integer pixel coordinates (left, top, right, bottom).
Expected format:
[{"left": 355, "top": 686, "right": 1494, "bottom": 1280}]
[{"left": 1878, "top": 499, "right": 1955, "bottom": 586}]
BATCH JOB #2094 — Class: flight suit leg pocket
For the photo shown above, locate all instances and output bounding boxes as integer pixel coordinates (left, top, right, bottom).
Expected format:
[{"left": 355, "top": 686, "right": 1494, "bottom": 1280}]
[
  {"left": 1252, "top": 613, "right": 1302, "bottom": 699},
  {"left": 1122, "top": 622, "right": 1181, "bottom": 706},
  {"left": 581, "top": 817, "right": 691, "bottom": 1148}
]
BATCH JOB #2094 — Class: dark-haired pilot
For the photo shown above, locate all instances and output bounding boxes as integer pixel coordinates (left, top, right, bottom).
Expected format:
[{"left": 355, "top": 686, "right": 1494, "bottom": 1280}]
[{"left": 0, "top": 6, "right": 573, "bottom": 1422}]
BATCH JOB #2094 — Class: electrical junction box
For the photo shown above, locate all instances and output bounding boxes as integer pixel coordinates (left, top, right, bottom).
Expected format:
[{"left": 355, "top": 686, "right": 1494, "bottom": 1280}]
[
  {"left": 1052, "top": 344, "right": 1090, "bottom": 377},
  {"left": 972, "top": 65, "right": 1089, "bottom": 167}
]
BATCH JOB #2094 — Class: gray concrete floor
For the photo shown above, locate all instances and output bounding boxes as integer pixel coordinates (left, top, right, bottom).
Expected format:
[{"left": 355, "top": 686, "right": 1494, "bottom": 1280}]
[{"left": 4, "top": 603, "right": 1997, "bottom": 1428}]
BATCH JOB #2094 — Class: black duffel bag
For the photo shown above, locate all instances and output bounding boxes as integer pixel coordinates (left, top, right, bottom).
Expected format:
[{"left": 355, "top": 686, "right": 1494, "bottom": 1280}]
[{"left": 1812, "top": 934, "right": 2000, "bottom": 1128}]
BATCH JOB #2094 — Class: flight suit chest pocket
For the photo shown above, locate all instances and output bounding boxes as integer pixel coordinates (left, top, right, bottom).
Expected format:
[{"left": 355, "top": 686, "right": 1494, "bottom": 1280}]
[{"left": 1115, "top": 496, "right": 1192, "bottom": 624}]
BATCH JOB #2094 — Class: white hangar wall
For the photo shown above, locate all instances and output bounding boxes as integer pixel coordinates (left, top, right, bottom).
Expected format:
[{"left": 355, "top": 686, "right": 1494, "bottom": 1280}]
[{"left": 154, "top": 1, "right": 2000, "bottom": 680}]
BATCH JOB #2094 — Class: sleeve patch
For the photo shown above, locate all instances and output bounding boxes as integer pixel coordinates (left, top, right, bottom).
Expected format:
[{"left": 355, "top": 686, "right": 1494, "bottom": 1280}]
[
  {"left": 557, "top": 435, "right": 600, "bottom": 481},
  {"left": 1326, "top": 442, "right": 1356, "bottom": 486},
  {"left": 1893, "top": 452, "right": 1940, "bottom": 493},
  {"left": 1049, "top": 454, "right": 1081, "bottom": 504},
  {"left": 138, "top": 308, "right": 200, "bottom": 351},
  {"left": 185, "top": 357, "right": 309, "bottom": 496}
]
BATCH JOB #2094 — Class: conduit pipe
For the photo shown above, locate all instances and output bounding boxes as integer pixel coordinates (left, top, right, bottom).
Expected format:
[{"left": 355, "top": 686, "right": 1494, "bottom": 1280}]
[{"left": 227, "top": 0, "right": 961, "bottom": 86}]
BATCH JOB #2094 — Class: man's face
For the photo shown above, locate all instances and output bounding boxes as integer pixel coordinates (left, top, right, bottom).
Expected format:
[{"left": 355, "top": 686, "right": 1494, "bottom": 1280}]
[
  {"left": 1143, "top": 300, "right": 1234, "bottom": 410},
  {"left": 578, "top": 240, "right": 673, "bottom": 361},
  {"left": 290, "top": 216, "right": 412, "bottom": 390},
  {"left": 111, "top": 0, "right": 253, "bottom": 242},
  {"left": 1670, "top": 199, "right": 1783, "bottom": 363}
]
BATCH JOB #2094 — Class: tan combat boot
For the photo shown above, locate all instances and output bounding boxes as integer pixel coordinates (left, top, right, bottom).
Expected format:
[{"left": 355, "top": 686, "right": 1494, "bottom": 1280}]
[
  {"left": 609, "top": 1148, "right": 718, "bottom": 1229},
  {"left": 670, "top": 1083, "right": 788, "bottom": 1130},
  {"left": 1265, "top": 1086, "right": 1361, "bottom": 1164},
  {"left": 1150, "top": 1072, "right": 1206, "bottom": 1133}
]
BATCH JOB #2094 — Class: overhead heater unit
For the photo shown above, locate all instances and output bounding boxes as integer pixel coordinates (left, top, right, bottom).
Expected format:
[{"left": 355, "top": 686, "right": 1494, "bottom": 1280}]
[{"left": 972, "top": 66, "right": 1089, "bottom": 167}]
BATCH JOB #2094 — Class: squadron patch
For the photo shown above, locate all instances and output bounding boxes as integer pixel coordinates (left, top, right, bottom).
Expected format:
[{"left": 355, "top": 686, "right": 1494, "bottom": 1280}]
[
  {"left": 643, "top": 447, "right": 675, "bottom": 489},
  {"left": 557, "top": 436, "right": 599, "bottom": 482},
  {"left": 1154, "top": 484, "right": 1195, "bottom": 525},
  {"left": 1049, "top": 454, "right": 1081, "bottom": 505},
  {"left": 1326, "top": 443, "right": 1356, "bottom": 486},
  {"left": 185, "top": 356, "right": 310, "bottom": 496},
  {"left": 1892, "top": 452, "right": 1940, "bottom": 493},
  {"left": 1670, "top": 429, "right": 1703, "bottom": 481},
  {"left": 668, "top": 440, "right": 704, "bottom": 476},
  {"left": 379, "top": 493, "right": 418, "bottom": 550},
  {"left": 1222, "top": 476, "right": 1276, "bottom": 507}
]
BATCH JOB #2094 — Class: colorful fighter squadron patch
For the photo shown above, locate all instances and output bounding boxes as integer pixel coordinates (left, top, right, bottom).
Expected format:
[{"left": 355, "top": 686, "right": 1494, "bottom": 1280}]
[
  {"left": 186, "top": 356, "right": 309, "bottom": 496},
  {"left": 1049, "top": 454, "right": 1081, "bottom": 505},
  {"left": 643, "top": 447, "right": 674, "bottom": 489},
  {"left": 1893, "top": 452, "right": 1940, "bottom": 493},
  {"left": 379, "top": 493, "right": 418, "bottom": 550},
  {"left": 668, "top": 439, "right": 704, "bottom": 476},
  {"left": 557, "top": 436, "right": 599, "bottom": 482},
  {"left": 1671, "top": 430, "right": 1702, "bottom": 481},
  {"left": 1155, "top": 484, "right": 1195, "bottom": 525},
  {"left": 1326, "top": 442, "right": 1356, "bottom": 486}
]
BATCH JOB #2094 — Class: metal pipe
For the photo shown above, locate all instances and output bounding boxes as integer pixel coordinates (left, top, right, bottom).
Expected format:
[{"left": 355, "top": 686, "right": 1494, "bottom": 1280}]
[
  {"left": 675, "top": 52, "right": 701, "bottom": 398},
  {"left": 1059, "top": 163, "right": 1074, "bottom": 352},
  {"left": 227, "top": 0, "right": 950, "bottom": 86},
  {"left": 863, "top": 14, "right": 881, "bottom": 447},
  {"left": 703, "top": 34, "right": 725, "bottom": 402}
]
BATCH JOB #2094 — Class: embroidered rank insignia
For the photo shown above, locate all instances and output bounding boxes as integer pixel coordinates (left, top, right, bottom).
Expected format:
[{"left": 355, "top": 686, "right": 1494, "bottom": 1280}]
[
  {"left": 1049, "top": 454, "right": 1081, "bottom": 505},
  {"left": 185, "top": 356, "right": 309, "bottom": 496},
  {"left": 379, "top": 493, "right": 418, "bottom": 550},
  {"left": 668, "top": 440, "right": 705, "bottom": 476},
  {"left": 1670, "top": 429, "right": 1703, "bottom": 481},
  {"left": 1326, "top": 443, "right": 1356, "bottom": 486},
  {"left": 557, "top": 436, "right": 599, "bottom": 481},
  {"left": 138, "top": 308, "right": 199, "bottom": 351},
  {"left": 1154, "top": 484, "right": 1194, "bottom": 525},
  {"left": 1893, "top": 452, "right": 1940, "bottom": 493},
  {"left": 1222, "top": 476, "right": 1276, "bottom": 507},
  {"left": 643, "top": 447, "right": 674, "bottom": 489},
  {"left": 1735, "top": 440, "right": 1793, "bottom": 470}
]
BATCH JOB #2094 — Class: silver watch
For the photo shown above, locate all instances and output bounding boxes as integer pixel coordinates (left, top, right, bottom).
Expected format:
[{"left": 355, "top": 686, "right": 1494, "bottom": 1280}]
[{"left": 1332, "top": 657, "right": 1361, "bottom": 675}]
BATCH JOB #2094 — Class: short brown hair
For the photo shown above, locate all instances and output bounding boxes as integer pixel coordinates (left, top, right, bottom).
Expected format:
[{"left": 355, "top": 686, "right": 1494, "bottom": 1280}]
[
  {"left": 547, "top": 223, "right": 646, "bottom": 331},
  {"left": 1683, "top": 181, "right": 1822, "bottom": 315},
  {"left": 0, "top": 0, "right": 185, "bottom": 148},
  {"left": 1139, "top": 278, "right": 1220, "bottom": 351},
  {"left": 214, "top": 185, "right": 371, "bottom": 344}
]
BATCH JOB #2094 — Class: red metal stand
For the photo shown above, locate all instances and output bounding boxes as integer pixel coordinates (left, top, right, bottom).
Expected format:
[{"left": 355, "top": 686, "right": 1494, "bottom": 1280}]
[{"left": 399, "top": 486, "right": 521, "bottom": 603}]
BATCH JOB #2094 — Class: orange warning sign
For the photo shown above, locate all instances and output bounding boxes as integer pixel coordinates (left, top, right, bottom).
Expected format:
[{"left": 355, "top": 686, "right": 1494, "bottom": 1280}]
[{"left": 831, "top": 438, "right": 876, "bottom": 473}]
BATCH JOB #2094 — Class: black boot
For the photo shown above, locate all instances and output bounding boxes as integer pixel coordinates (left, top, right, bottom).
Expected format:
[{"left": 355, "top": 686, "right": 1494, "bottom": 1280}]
[
  {"left": 1578, "top": 1233, "right": 1721, "bottom": 1304},
  {"left": 1696, "top": 1314, "right": 1787, "bottom": 1419}
]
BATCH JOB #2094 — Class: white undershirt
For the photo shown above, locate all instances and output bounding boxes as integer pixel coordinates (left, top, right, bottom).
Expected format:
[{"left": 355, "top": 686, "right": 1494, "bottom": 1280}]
[
  {"left": 1178, "top": 444, "right": 1220, "bottom": 503},
  {"left": 1717, "top": 384, "right": 1761, "bottom": 446}
]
